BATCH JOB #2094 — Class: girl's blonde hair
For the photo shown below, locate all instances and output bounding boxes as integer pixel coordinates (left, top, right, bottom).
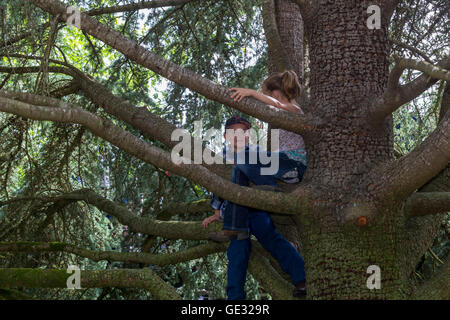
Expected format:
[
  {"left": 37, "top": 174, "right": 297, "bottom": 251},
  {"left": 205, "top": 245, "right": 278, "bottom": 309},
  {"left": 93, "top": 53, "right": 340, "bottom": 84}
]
[{"left": 262, "top": 70, "right": 301, "bottom": 100}]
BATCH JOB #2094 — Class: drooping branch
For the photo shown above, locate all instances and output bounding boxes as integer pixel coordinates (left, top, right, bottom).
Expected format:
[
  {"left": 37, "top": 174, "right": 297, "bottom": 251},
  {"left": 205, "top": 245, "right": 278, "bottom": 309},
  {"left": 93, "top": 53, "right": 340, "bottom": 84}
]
[
  {"left": 1, "top": 1, "right": 190, "bottom": 49},
  {"left": 27, "top": 0, "right": 320, "bottom": 135},
  {"left": 414, "top": 255, "right": 450, "bottom": 300},
  {"left": 0, "top": 268, "right": 181, "bottom": 299},
  {"left": 368, "top": 55, "right": 450, "bottom": 125},
  {"left": 0, "top": 188, "right": 218, "bottom": 240},
  {"left": 0, "top": 241, "right": 227, "bottom": 267},
  {"left": 0, "top": 65, "right": 71, "bottom": 76},
  {"left": 0, "top": 95, "right": 313, "bottom": 215},
  {"left": 262, "top": 0, "right": 293, "bottom": 72},
  {"left": 36, "top": 14, "right": 60, "bottom": 94},
  {"left": 35, "top": 188, "right": 220, "bottom": 240},
  {"left": 0, "top": 241, "right": 294, "bottom": 300},
  {"left": 0, "top": 22, "right": 51, "bottom": 49},
  {"left": 0, "top": 56, "right": 201, "bottom": 160},
  {"left": 405, "top": 192, "right": 450, "bottom": 217}
]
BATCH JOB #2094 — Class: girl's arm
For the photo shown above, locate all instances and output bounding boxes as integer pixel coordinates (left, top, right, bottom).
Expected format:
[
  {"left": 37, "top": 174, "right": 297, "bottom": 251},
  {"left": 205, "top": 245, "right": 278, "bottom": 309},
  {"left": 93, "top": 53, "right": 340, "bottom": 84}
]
[
  {"left": 202, "top": 209, "right": 221, "bottom": 229},
  {"left": 229, "top": 88, "right": 302, "bottom": 114}
]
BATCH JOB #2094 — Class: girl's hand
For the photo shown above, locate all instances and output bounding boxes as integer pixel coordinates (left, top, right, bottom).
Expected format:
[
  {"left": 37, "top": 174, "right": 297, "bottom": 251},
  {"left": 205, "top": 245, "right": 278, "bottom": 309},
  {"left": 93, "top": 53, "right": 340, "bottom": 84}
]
[
  {"left": 202, "top": 210, "right": 221, "bottom": 228},
  {"left": 230, "top": 88, "right": 255, "bottom": 102}
]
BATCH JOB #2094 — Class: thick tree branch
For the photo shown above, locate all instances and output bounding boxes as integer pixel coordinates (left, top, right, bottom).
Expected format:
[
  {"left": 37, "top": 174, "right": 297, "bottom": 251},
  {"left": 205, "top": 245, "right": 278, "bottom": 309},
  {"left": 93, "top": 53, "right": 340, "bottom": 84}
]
[
  {"left": 0, "top": 268, "right": 181, "bottom": 299},
  {"left": 414, "top": 255, "right": 450, "bottom": 300},
  {"left": 0, "top": 65, "right": 71, "bottom": 76},
  {"left": 405, "top": 192, "right": 450, "bottom": 217},
  {"left": 0, "top": 96, "right": 313, "bottom": 215},
  {"left": 27, "top": 0, "right": 320, "bottom": 135},
  {"left": 0, "top": 22, "right": 51, "bottom": 49},
  {"left": 1, "top": 240, "right": 296, "bottom": 300},
  {"left": 248, "top": 245, "right": 297, "bottom": 300},
  {"left": 153, "top": 199, "right": 212, "bottom": 220},
  {"left": 368, "top": 56, "right": 450, "bottom": 125},
  {"left": 0, "top": 53, "right": 284, "bottom": 182},
  {"left": 0, "top": 241, "right": 227, "bottom": 267},
  {"left": 38, "top": 189, "right": 221, "bottom": 240},
  {"left": 401, "top": 84, "right": 450, "bottom": 277},
  {"left": 262, "top": 0, "right": 293, "bottom": 72},
  {"left": 363, "top": 108, "right": 450, "bottom": 213},
  {"left": 0, "top": 57, "right": 202, "bottom": 160}
]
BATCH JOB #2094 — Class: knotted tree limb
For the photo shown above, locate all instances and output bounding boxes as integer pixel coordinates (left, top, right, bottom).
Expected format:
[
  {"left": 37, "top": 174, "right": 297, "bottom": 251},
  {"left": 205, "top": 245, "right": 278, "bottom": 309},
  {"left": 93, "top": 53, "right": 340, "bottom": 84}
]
[
  {"left": 405, "top": 192, "right": 450, "bottom": 217},
  {"left": 0, "top": 241, "right": 227, "bottom": 267},
  {"left": 0, "top": 268, "right": 181, "bottom": 300},
  {"left": 0, "top": 96, "right": 314, "bottom": 215},
  {"left": 0, "top": 65, "right": 72, "bottom": 76},
  {"left": 27, "top": 0, "right": 320, "bottom": 136}
]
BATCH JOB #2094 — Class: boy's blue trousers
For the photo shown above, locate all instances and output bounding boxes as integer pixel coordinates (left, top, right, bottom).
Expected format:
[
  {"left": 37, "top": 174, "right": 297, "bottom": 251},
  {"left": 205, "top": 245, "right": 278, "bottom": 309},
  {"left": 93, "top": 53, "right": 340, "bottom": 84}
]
[{"left": 226, "top": 209, "right": 306, "bottom": 300}]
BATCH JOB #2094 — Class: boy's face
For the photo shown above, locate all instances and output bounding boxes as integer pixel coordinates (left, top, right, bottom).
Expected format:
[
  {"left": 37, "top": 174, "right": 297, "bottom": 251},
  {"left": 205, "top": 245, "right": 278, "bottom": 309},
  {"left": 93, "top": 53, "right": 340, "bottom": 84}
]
[{"left": 224, "top": 123, "right": 249, "bottom": 151}]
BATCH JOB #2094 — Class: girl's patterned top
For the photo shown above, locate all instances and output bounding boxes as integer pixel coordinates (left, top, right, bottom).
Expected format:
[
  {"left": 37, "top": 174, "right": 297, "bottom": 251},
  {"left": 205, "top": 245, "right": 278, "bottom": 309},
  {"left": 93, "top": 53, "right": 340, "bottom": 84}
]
[{"left": 273, "top": 104, "right": 307, "bottom": 166}]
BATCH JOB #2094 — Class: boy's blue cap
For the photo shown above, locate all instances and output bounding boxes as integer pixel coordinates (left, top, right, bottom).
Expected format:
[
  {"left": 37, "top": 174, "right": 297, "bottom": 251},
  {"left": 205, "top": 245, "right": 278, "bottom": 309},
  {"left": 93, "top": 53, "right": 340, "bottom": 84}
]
[{"left": 225, "top": 116, "right": 251, "bottom": 130}]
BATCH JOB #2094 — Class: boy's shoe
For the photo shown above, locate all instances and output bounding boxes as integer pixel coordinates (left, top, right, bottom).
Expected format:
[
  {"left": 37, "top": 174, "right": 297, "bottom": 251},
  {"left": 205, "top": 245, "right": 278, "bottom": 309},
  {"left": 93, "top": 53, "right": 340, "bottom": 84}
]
[
  {"left": 292, "top": 282, "right": 307, "bottom": 297},
  {"left": 208, "top": 230, "right": 249, "bottom": 242},
  {"left": 253, "top": 184, "right": 284, "bottom": 193}
]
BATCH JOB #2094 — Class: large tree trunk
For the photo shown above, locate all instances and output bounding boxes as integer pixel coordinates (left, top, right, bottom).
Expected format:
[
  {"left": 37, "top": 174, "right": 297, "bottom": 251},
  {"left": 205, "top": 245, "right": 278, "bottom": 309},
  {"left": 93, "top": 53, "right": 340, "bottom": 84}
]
[{"left": 296, "top": 0, "right": 411, "bottom": 299}]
